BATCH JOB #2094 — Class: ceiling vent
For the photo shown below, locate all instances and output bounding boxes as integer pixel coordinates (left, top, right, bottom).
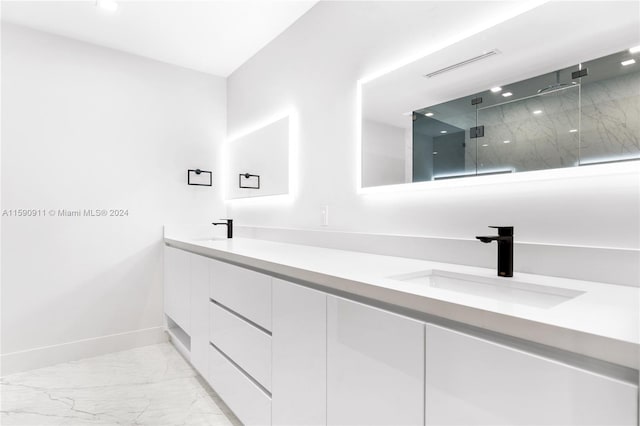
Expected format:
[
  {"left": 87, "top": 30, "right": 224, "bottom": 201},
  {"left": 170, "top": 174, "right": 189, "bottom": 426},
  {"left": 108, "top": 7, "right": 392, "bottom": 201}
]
[{"left": 424, "top": 49, "right": 500, "bottom": 78}]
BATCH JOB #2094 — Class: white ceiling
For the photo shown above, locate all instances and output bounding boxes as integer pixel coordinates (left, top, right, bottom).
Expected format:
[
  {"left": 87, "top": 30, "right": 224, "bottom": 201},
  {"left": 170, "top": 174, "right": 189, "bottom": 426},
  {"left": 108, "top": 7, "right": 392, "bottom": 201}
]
[{"left": 1, "top": 0, "right": 317, "bottom": 76}]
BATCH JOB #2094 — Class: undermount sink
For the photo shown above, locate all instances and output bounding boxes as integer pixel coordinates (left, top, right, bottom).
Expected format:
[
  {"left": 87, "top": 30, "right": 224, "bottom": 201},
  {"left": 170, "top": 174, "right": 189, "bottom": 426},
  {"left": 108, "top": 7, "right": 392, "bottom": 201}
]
[{"left": 387, "top": 269, "right": 585, "bottom": 308}]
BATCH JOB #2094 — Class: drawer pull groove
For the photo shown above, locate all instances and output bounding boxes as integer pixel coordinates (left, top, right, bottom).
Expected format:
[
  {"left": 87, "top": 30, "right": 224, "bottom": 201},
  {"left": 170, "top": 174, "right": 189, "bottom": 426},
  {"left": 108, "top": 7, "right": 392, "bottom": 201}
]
[
  {"left": 209, "top": 341, "right": 272, "bottom": 398},
  {"left": 210, "top": 298, "right": 272, "bottom": 336}
]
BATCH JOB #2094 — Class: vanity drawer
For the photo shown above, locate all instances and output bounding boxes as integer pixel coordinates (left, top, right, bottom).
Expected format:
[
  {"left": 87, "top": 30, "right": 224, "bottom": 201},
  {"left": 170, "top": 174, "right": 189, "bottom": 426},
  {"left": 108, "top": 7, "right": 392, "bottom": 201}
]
[
  {"left": 424, "top": 324, "right": 638, "bottom": 425},
  {"left": 210, "top": 302, "right": 272, "bottom": 391},
  {"left": 208, "top": 344, "right": 271, "bottom": 426},
  {"left": 210, "top": 260, "right": 272, "bottom": 331}
]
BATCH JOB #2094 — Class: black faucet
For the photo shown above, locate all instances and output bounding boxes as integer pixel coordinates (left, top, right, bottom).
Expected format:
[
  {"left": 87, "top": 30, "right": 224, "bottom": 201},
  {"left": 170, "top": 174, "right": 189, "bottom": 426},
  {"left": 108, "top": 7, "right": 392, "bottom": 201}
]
[
  {"left": 212, "top": 219, "right": 233, "bottom": 239},
  {"left": 476, "top": 226, "right": 513, "bottom": 277}
]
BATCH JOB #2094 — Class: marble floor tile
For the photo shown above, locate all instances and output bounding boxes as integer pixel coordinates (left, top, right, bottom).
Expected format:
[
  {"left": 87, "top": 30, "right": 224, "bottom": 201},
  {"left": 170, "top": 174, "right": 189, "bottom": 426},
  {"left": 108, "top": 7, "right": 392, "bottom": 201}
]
[{"left": 0, "top": 343, "right": 241, "bottom": 426}]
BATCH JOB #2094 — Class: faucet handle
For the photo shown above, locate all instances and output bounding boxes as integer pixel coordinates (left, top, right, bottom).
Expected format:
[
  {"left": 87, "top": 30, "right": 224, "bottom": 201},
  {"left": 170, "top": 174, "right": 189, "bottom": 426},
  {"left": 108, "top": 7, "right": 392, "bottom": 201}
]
[{"left": 488, "top": 226, "right": 513, "bottom": 236}]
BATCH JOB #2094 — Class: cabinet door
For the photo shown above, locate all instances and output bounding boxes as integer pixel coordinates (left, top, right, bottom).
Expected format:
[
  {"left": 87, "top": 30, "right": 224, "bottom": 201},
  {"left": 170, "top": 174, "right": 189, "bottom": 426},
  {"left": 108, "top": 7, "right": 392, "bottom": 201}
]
[
  {"left": 272, "top": 279, "right": 326, "bottom": 426},
  {"left": 210, "top": 302, "right": 271, "bottom": 390},
  {"left": 210, "top": 259, "right": 272, "bottom": 331},
  {"left": 425, "top": 324, "right": 638, "bottom": 425},
  {"left": 327, "top": 296, "right": 424, "bottom": 426},
  {"left": 189, "top": 253, "right": 211, "bottom": 377},
  {"left": 209, "top": 345, "right": 271, "bottom": 426},
  {"left": 163, "top": 246, "right": 190, "bottom": 333}
]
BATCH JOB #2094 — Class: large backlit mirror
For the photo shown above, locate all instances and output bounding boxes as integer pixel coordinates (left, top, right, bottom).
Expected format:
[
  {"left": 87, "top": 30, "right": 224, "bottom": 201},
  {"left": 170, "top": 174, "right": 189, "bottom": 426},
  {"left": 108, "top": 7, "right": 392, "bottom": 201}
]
[
  {"left": 361, "top": 2, "right": 640, "bottom": 188},
  {"left": 226, "top": 115, "right": 291, "bottom": 199}
]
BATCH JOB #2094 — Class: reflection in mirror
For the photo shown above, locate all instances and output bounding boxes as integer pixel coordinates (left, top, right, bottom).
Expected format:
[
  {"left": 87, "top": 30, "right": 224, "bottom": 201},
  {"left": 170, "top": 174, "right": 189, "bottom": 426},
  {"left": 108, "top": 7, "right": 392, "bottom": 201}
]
[
  {"left": 412, "top": 96, "right": 477, "bottom": 181},
  {"left": 226, "top": 115, "right": 290, "bottom": 199},
  {"left": 360, "top": 2, "right": 639, "bottom": 188}
]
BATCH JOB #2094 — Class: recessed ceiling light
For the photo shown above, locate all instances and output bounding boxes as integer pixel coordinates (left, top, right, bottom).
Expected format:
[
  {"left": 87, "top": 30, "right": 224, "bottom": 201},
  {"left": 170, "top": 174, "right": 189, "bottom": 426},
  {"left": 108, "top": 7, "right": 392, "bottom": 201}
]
[
  {"left": 481, "top": 143, "right": 489, "bottom": 147},
  {"left": 503, "top": 140, "right": 511, "bottom": 144},
  {"left": 440, "top": 130, "right": 447, "bottom": 134},
  {"left": 97, "top": 0, "right": 118, "bottom": 12},
  {"left": 621, "top": 59, "right": 636, "bottom": 66},
  {"left": 490, "top": 86, "right": 502, "bottom": 93},
  {"left": 502, "top": 92, "right": 513, "bottom": 97},
  {"left": 533, "top": 110, "right": 543, "bottom": 115},
  {"left": 424, "top": 112, "right": 434, "bottom": 117},
  {"left": 569, "top": 129, "right": 578, "bottom": 133},
  {"left": 629, "top": 45, "right": 640, "bottom": 54}
]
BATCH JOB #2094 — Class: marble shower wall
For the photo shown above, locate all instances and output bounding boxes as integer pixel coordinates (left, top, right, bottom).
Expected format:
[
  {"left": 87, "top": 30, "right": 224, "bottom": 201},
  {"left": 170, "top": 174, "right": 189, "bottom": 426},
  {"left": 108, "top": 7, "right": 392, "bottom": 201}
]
[
  {"left": 475, "top": 85, "right": 580, "bottom": 173},
  {"left": 580, "top": 71, "right": 640, "bottom": 163},
  {"left": 453, "top": 69, "right": 639, "bottom": 176}
]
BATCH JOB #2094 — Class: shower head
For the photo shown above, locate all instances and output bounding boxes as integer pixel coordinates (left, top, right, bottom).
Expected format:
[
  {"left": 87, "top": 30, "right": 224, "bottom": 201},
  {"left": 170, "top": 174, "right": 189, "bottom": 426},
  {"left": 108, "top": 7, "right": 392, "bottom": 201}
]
[
  {"left": 537, "top": 82, "right": 578, "bottom": 95},
  {"left": 537, "top": 70, "right": 578, "bottom": 95}
]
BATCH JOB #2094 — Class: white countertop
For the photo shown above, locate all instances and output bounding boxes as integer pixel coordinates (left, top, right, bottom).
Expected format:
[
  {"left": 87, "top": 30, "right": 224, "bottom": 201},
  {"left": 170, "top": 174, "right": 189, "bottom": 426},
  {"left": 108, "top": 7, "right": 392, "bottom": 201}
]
[{"left": 164, "top": 231, "right": 639, "bottom": 370}]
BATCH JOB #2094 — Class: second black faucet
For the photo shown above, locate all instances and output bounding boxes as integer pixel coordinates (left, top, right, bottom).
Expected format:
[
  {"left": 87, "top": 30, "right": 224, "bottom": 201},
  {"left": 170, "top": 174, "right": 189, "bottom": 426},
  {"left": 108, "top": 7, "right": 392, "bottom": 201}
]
[
  {"left": 212, "top": 219, "right": 233, "bottom": 239},
  {"left": 476, "top": 226, "right": 513, "bottom": 277}
]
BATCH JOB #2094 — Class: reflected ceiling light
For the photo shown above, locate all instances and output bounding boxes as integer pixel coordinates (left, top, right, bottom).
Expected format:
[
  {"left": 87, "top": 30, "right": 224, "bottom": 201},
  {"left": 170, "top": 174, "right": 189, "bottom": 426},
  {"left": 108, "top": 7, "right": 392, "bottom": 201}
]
[
  {"left": 433, "top": 151, "right": 438, "bottom": 155},
  {"left": 424, "top": 112, "right": 434, "bottom": 117},
  {"left": 440, "top": 130, "right": 447, "bottom": 134},
  {"left": 490, "top": 86, "right": 502, "bottom": 93},
  {"left": 502, "top": 92, "right": 513, "bottom": 97},
  {"left": 503, "top": 140, "right": 511, "bottom": 144},
  {"left": 97, "top": 0, "right": 118, "bottom": 12},
  {"left": 629, "top": 45, "right": 640, "bottom": 54},
  {"left": 533, "top": 110, "right": 543, "bottom": 115},
  {"left": 481, "top": 143, "right": 489, "bottom": 147},
  {"left": 569, "top": 129, "right": 578, "bottom": 133},
  {"left": 621, "top": 59, "right": 636, "bottom": 66}
]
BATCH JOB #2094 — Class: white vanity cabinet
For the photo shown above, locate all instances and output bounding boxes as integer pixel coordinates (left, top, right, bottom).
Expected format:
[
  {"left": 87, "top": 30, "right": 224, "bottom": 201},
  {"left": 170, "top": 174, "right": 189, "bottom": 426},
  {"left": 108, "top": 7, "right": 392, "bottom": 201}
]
[
  {"left": 164, "top": 244, "right": 639, "bottom": 426},
  {"left": 210, "top": 259, "right": 272, "bottom": 330},
  {"left": 272, "top": 278, "right": 327, "bottom": 426},
  {"left": 424, "top": 324, "right": 638, "bottom": 425},
  {"left": 163, "top": 246, "right": 191, "bottom": 334},
  {"left": 208, "top": 258, "right": 272, "bottom": 426},
  {"left": 210, "top": 302, "right": 272, "bottom": 390},
  {"left": 188, "top": 253, "right": 211, "bottom": 377},
  {"left": 208, "top": 344, "right": 271, "bottom": 426},
  {"left": 327, "top": 296, "right": 425, "bottom": 426},
  {"left": 163, "top": 246, "right": 211, "bottom": 376}
]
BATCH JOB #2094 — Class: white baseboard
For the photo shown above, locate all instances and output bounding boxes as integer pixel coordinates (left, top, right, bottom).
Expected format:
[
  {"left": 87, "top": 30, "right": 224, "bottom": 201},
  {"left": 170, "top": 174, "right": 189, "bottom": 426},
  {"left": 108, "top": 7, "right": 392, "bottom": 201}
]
[{"left": 0, "top": 326, "right": 168, "bottom": 377}]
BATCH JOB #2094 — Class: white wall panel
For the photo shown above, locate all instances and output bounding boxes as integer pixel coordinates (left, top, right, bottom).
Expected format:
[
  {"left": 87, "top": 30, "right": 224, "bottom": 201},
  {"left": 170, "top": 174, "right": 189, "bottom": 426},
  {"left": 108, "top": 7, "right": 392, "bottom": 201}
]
[{"left": 1, "top": 24, "right": 226, "bottom": 373}]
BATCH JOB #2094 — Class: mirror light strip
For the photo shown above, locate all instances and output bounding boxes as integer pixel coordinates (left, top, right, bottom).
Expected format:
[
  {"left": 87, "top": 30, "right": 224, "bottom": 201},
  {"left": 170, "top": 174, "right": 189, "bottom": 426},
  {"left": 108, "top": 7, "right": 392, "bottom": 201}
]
[{"left": 224, "top": 108, "right": 298, "bottom": 204}]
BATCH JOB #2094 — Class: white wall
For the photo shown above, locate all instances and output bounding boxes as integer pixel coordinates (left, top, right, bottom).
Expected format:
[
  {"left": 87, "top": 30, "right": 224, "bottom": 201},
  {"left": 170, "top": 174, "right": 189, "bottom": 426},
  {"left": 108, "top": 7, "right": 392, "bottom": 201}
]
[
  {"left": 1, "top": 24, "right": 226, "bottom": 374},
  {"left": 227, "top": 2, "right": 639, "bottom": 285}
]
